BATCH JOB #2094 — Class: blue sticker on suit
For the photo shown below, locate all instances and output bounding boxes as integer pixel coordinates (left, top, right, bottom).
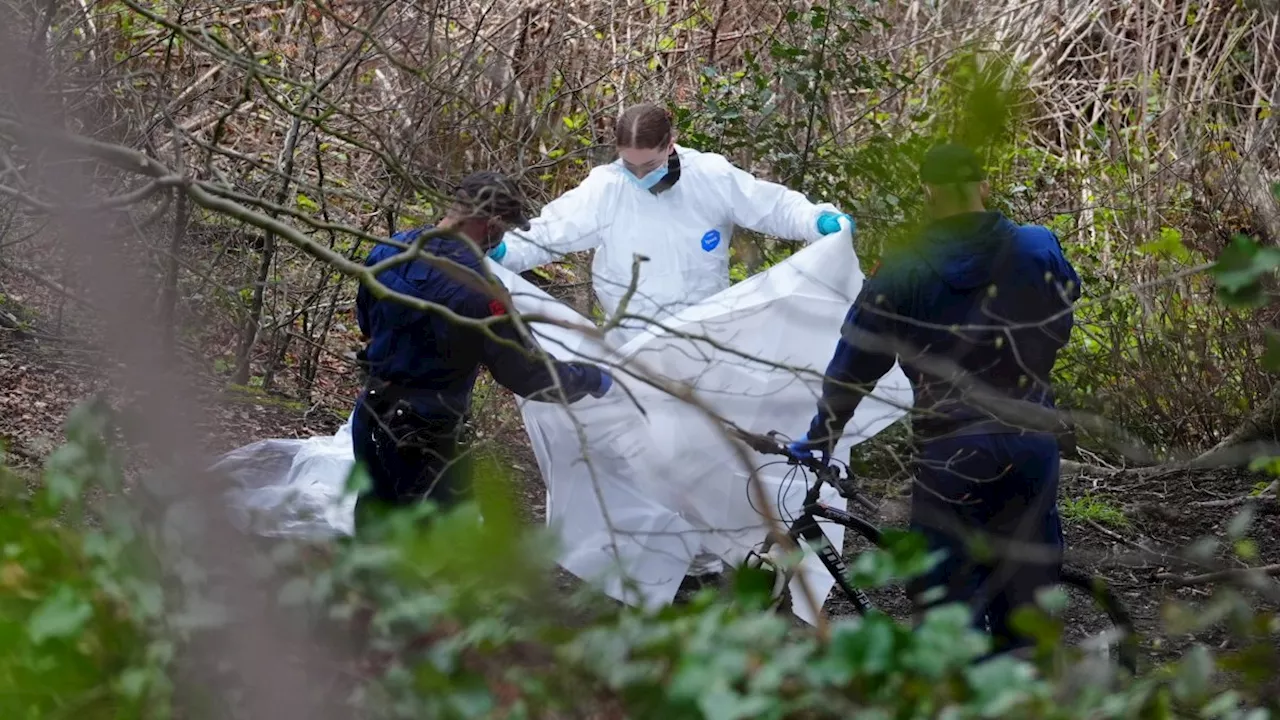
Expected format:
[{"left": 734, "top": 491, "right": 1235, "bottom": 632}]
[{"left": 701, "top": 229, "right": 721, "bottom": 252}]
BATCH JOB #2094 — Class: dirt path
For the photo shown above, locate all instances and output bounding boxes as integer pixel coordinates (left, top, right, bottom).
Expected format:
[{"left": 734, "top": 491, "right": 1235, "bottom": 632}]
[{"left": 1055, "top": 466, "right": 1279, "bottom": 663}]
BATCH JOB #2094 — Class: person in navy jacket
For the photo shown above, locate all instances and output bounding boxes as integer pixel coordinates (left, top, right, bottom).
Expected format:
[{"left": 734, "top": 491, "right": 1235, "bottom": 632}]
[
  {"left": 789, "top": 144, "right": 1082, "bottom": 655},
  {"left": 353, "top": 171, "right": 613, "bottom": 534}
]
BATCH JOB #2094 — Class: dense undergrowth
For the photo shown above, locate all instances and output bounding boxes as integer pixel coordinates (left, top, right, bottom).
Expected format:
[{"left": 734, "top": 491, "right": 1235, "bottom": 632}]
[{"left": 3, "top": 400, "right": 1279, "bottom": 719}]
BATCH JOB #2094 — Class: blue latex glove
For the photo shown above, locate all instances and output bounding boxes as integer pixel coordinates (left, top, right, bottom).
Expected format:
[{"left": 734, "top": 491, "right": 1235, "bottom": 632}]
[
  {"left": 816, "top": 212, "right": 854, "bottom": 236},
  {"left": 487, "top": 240, "right": 507, "bottom": 262},
  {"left": 786, "top": 432, "right": 829, "bottom": 464},
  {"left": 589, "top": 371, "right": 613, "bottom": 399},
  {"left": 786, "top": 438, "right": 814, "bottom": 460}
]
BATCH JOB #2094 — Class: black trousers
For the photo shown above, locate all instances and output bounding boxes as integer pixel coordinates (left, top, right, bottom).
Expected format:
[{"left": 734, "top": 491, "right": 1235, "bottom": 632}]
[
  {"left": 349, "top": 384, "right": 469, "bottom": 536},
  {"left": 906, "top": 432, "right": 1064, "bottom": 655}
]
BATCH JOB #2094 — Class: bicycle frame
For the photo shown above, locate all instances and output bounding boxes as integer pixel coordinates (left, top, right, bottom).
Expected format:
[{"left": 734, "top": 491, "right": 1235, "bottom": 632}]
[{"left": 762, "top": 462, "right": 883, "bottom": 615}]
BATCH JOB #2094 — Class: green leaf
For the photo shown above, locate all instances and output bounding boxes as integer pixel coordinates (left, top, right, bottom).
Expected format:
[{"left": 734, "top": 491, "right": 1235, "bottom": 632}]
[
  {"left": 1246, "top": 455, "right": 1280, "bottom": 475},
  {"left": 1138, "top": 227, "right": 1191, "bottom": 262},
  {"left": 848, "top": 527, "right": 940, "bottom": 589},
  {"left": 1209, "top": 234, "right": 1280, "bottom": 307},
  {"left": 1263, "top": 330, "right": 1280, "bottom": 372},
  {"left": 965, "top": 654, "right": 1039, "bottom": 716},
  {"left": 42, "top": 466, "right": 82, "bottom": 508},
  {"left": 1033, "top": 584, "right": 1070, "bottom": 615},
  {"left": 1172, "top": 644, "right": 1214, "bottom": 701},
  {"left": 1199, "top": 690, "right": 1243, "bottom": 718},
  {"left": 1234, "top": 538, "right": 1258, "bottom": 561},
  {"left": 730, "top": 564, "right": 777, "bottom": 609},
  {"left": 904, "top": 603, "right": 989, "bottom": 676},
  {"left": 117, "top": 668, "right": 153, "bottom": 700},
  {"left": 1009, "top": 602, "right": 1062, "bottom": 648},
  {"left": 1225, "top": 505, "right": 1255, "bottom": 539},
  {"left": 698, "top": 686, "right": 772, "bottom": 720},
  {"left": 27, "top": 584, "right": 94, "bottom": 644},
  {"left": 446, "top": 680, "right": 495, "bottom": 717},
  {"left": 834, "top": 610, "right": 897, "bottom": 675}
]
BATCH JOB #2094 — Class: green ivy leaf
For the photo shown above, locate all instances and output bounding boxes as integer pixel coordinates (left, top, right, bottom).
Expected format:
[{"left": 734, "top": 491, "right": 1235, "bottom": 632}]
[
  {"left": 838, "top": 610, "right": 897, "bottom": 675},
  {"left": 1172, "top": 644, "right": 1215, "bottom": 701},
  {"left": 903, "top": 603, "right": 989, "bottom": 677},
  {"left": 729, "top": 564, "right": 777, "bottom": 609},
  {"left": 698, "top": 686, "right": 772, "bottom": 720},
  {"left": 848, "top": 527, "right": 941, "bottom": 589},
  {"left": 27, "top": 584, "right": 94, "bottom": 644},
  {"left": 964, "top": 654, "right": 1040, "bottom": 716},
  {"left": 42, "top": 461, "right": 83, "bottom": 508}
]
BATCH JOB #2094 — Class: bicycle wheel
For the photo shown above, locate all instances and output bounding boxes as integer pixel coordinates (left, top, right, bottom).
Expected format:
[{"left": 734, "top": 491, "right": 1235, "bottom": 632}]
[
  {"left": 729, "top": 509, "right": 885, "bottom": 621},
  {"left": 1057, "top": 566, "right": 1140, "bottom": 674}
]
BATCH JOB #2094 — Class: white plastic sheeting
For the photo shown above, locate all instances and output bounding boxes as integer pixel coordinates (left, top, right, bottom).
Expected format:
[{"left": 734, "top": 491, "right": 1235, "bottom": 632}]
[
  {"left": 502, "top": 222, "right": 912, "bottom": 624},
  {"left": 213, "top": 417, "right": 358, "bottom": 540},
  {"left": 216, "top": 221, "right": 913, "bottom": 624}
]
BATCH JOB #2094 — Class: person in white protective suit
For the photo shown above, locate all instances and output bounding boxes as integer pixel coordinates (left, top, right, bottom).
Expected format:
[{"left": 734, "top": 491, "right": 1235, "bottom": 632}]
[
  {"left": 487, "top": 101, "right": 855, "bottom": 582},
  {"left": 486, "top": 102, "right": 855, "bottom": 346}
]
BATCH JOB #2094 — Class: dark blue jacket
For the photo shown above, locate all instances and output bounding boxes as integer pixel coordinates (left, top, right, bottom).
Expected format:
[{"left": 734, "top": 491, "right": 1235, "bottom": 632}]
[
  {"left": 808, "top": 211, "right": 1082, "bottom": 445},
  {"left": 355, "top": 226, "right": 605, "bottom": 420}
]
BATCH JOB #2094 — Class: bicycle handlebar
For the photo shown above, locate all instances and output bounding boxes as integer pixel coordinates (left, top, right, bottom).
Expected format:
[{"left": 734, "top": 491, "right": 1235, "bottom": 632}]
[
  {"left": 728, "top": 426, "right": 790, "bottom": 456},
  {"left": 728, "top": 426, "right": 816, "bottom": 465},
  {"left": 727, "top": 426, "right": 879, "bottom": 513}
]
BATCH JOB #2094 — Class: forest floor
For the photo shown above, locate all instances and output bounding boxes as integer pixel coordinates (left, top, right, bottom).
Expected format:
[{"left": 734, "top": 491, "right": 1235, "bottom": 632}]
[{"left": 2, "top": 259, "right": 1278, "bottom": 680}]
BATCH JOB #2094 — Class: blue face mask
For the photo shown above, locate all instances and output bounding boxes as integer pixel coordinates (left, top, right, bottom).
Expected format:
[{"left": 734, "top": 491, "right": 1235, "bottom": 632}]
[{"left": 623, "top": 163, "right": 668, "bottom": 191}]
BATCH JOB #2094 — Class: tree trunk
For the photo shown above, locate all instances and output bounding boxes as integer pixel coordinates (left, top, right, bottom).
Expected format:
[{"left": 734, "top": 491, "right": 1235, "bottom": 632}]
[
  {"left": 261, "top": 326, "right": 292, "bottom": 392},
  {"left": 232, "top": 231, "right": 276, "bottom": 385},
  {"left": 159, "top": 189, "right": 190, "bottom": 356},
  {"left": 231, "top": 116, "right": 303, "bottom": 385},
  {"left": 302, "top": 284, "right": 342, "bottom": 398}
]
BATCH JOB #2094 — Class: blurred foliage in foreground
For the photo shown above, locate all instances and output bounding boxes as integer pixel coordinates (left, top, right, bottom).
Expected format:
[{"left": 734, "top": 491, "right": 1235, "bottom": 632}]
[{"left": 2, "top": 393, "right": 1279, "bottom": 719}]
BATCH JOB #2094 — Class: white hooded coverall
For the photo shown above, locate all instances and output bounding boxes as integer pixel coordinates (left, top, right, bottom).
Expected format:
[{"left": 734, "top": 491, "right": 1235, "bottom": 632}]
[
  {"left": 496, "top": 145, "right": 843, "bottom": 576},
  {"left": 495, "top": 144, "right": 840, "bottom": 345}
]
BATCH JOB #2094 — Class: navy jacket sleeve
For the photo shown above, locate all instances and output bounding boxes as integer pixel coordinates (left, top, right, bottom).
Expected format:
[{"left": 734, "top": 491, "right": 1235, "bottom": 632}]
[
  {"left": 807, "top": 274, "right": 903, "bottom": 449},
  {"left": 473, "top": 299, "right": 605, "bottom": 403}
]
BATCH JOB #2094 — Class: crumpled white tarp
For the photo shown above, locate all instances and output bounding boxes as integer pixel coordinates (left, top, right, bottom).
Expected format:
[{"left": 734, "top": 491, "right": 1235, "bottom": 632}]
[
  {"left": 213, "top": 417, "right": 358, "bottom": 539},
  {"left": 215, "top": 222, "right": 913, "bottom": 624}
]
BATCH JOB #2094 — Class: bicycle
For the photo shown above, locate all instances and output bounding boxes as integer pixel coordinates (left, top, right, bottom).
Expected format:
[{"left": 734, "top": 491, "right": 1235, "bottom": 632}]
[{"left": 726, "top": 427, "right": 1140, "bottom": 674}]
